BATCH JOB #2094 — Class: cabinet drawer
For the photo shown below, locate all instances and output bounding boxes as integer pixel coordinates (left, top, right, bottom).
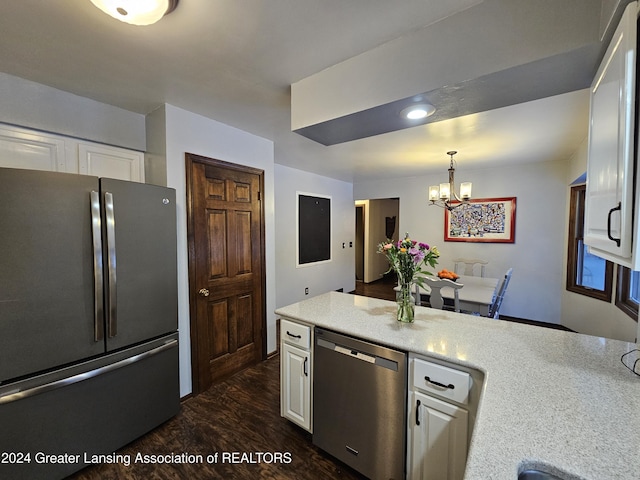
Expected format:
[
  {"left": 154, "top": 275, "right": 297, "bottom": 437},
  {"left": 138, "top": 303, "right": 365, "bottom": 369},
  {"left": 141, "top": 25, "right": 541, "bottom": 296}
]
[
  {"left": 281, "top": 319, "right": 311, "bottom": 349},
  {"left": 413, "top": 358, "right": 470, "bottom": 405}
]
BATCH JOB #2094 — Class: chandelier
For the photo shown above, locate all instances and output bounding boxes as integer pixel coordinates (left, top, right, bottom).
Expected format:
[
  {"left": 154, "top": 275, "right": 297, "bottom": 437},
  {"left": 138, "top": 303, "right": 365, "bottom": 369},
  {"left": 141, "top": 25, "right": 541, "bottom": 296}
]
[{"left": 428, "top": 151, "right": 472, "bottom": 211}]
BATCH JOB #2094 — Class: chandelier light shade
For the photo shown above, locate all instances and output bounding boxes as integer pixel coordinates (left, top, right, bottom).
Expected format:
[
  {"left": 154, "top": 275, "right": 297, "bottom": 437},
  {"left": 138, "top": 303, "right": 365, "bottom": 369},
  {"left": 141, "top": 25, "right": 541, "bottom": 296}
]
[
  {"left": 90, "top": 0, "right": 179, "bottom": 25},
  {"left": 428, "top": 151, "right": 472, "bottom": 211}
]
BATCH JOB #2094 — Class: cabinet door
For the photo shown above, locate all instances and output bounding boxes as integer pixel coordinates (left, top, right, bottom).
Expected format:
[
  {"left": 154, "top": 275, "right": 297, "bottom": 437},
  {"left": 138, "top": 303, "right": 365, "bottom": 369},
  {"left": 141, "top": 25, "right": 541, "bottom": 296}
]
[
  {"left": 409, "top": 391, "right": 468, "bottom": 480},
  {"left": 0, "top": 123, "right": 68, "bottom": 172},
  {"left": 585, "top": 2, "right": 637, "bottom": 263},
  {"left": 280, "top": 342, "right": 312, "bottom": 431},
  {"left": 78, "top": 142, "right": 144, "bottom": 182}
]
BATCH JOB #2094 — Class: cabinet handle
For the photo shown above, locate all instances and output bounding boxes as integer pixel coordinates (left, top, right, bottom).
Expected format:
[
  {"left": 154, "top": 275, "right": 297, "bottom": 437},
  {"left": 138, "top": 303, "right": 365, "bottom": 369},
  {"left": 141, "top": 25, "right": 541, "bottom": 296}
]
[
  {"left": 425, "top": 376, "right": 455, "bottom": 390},
  {"left": 286, "top": 331, "right": 302, "bottom": 339},
  {"left": 607, "top": 202, "right": 622, "bottom": 247},
  {"left": 416, "top": 399, "right": 421, "bottom": 426},
  {"left": 303, "top": 356, "right": 308, "bottom": 377}
]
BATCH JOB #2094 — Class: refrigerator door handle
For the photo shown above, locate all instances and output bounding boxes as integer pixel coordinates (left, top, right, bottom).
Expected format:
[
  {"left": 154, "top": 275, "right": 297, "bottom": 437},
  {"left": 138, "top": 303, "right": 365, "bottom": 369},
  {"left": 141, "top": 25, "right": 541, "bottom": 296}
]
[
  {"left": 90, "top": 191, "right": 104, "bottom": 342},
  {"left": 0, "top": 339, "right": 178, "bottom": 405},
  {"left": 104, "top": 191, "right": 118, "bottom": 338}
]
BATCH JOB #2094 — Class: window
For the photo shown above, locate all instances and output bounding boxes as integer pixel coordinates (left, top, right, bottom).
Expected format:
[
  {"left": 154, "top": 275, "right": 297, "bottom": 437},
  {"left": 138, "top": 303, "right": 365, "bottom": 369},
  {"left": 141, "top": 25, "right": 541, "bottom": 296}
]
[
  {"left": 616, "top": 267, "right": 639, "bottom": 321},
  {"left": 566, "top": 184, "right": 613, "bottom": 301}
]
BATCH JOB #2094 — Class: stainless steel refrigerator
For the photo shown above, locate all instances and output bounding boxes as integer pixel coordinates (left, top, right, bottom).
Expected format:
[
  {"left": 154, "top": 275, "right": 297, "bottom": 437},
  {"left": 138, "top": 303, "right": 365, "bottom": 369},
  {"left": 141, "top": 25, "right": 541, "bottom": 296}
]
[{"left": 0, "top": 168, "right": 180, "bottom": 480}]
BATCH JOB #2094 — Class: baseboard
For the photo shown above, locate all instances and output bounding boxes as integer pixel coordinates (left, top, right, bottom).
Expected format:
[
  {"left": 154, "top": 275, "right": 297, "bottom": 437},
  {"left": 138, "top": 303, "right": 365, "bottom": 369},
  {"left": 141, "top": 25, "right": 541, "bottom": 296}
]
[
  {"left": 499, "top": 315, "right": 575, "bottom": 332},
  {"left": 267, "top": 349, "right": 279, "bottom": 360}
]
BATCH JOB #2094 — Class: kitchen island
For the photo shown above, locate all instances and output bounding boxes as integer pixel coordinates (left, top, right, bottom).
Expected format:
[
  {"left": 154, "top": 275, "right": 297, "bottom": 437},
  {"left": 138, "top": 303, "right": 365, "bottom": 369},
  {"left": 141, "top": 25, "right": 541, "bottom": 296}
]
[{"left": 275, "top": 291, "right": 640, "bottom": 480}]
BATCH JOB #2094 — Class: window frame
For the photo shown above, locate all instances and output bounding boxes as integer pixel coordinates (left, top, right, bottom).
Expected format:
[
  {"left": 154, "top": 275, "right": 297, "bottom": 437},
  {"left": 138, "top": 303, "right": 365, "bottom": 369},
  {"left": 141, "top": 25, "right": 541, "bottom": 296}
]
[
  {"left": 615, "top": 266, "right": 639, "bottom": 321},
  {"left": 566, "top": 184, "right": 614, "bottom": 301}
]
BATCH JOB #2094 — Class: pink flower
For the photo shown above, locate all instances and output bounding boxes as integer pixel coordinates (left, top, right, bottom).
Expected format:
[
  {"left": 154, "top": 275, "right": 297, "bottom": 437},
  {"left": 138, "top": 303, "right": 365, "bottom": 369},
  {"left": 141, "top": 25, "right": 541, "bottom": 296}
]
[{"left": 383, "top": 243, "right": 393, "bottom": 250}]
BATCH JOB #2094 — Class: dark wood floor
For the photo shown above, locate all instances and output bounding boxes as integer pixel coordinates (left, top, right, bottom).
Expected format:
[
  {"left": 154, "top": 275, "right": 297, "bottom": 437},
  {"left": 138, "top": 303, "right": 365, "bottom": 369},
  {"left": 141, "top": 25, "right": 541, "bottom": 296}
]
[
  {"left": 68, "top": 355, "right": 366, "bottom": 480},
  {"left": 353, "top": 274, "right": 397, "bottom": 301}
]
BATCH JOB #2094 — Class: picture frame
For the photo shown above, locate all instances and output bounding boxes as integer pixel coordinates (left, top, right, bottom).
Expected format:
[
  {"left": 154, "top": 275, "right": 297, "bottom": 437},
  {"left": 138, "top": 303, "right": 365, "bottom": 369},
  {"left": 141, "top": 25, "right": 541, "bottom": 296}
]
[
  {"left": 444, "top": 197, "right": 516, "bottom": 243},
  {"left": 297, "top": 192, "right": 332, "bottom": 266}
]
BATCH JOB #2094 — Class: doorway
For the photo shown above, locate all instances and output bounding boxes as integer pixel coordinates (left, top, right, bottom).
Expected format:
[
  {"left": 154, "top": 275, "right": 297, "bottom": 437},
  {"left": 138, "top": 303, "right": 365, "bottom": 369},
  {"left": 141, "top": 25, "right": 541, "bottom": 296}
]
[
  {"left": 185, "top": 153, "right": 267, "bottom": 395},
  {"left": 354, "top": 198, "right": 399, "bottom": 284},
  {"left": 355, "top": 205, "right": 364, "bottom": 281}
]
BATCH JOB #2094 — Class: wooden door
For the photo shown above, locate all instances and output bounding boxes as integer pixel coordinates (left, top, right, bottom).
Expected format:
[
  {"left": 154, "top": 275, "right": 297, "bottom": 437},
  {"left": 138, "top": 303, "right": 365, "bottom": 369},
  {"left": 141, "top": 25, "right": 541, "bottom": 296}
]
[{"left": 186, "top": 153, "right": 266, "bottom": 394}]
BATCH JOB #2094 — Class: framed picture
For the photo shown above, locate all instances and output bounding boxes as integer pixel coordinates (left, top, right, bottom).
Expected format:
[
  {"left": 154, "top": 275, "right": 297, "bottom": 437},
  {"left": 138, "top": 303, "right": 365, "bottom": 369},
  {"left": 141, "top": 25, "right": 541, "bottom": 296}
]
[
  {"left": 297, "top": 192, "right": 331, "bottom": 265},
  {"left": 444, "top": 197, "right": 516, "bottom": 243}
]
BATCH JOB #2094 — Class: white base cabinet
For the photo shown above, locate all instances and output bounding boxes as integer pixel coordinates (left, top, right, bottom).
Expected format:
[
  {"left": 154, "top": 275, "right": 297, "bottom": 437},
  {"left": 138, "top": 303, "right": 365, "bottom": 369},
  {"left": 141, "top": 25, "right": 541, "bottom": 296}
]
[
  {"left": 280, "top": 318, "right": 313, "bottom": 432},
  {"left": 281, "top": 343, "right": 311, "bottom": 430},
  {"left": 410, "top": 391, "right": 468, "bottom": 480},
  {"left": 0, "top": 122, "right": 144, "bottom": 182},
  {"left": 408, "top": 354, "right": 471, "bottom": 480}
]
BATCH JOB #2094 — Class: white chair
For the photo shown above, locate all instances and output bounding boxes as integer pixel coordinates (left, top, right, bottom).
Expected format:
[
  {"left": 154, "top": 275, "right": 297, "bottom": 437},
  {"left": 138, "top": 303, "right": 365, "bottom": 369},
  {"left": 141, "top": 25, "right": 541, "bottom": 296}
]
[
  {"left": 421, "top": 276, "right": 464, "bottom": 312},
  {"left": 453, "top": 258, "right": 488, "bottom": 277},
  {"left": 488, "top": 268, "right": 513, "bottom": 319}
]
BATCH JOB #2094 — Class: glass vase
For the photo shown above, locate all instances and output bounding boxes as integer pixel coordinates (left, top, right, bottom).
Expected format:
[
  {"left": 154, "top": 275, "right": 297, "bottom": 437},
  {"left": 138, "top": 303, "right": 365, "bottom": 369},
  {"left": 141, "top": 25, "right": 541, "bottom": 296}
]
[{"left": 396, "top": 281, "right": 415, "bottom": 323}]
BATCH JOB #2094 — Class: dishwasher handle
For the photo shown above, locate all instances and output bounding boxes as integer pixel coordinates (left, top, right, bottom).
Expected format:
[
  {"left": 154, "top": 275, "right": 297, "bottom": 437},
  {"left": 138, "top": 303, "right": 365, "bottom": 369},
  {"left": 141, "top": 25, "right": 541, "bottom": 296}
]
[
  {"left": 316, "top": 336, "right": 400, "bottom": 371},
  {"left": 334, "top": 345, "right": 376, "bottom": 363}
]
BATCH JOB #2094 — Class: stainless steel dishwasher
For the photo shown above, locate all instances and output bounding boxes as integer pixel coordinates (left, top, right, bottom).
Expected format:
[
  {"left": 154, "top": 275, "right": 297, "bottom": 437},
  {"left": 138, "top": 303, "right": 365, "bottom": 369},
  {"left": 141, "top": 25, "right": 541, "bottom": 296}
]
[{"left": 313, "top": 327, "right": 407, "bottom": 480}]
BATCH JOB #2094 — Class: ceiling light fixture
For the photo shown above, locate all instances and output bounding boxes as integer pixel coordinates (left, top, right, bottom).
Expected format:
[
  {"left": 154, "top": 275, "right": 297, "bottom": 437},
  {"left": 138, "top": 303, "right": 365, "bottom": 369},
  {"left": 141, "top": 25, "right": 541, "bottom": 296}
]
[
  {"left": 428, "top": 151, "right": 472, "bottom": 211},
  {"left": 90, "top": 0, "right": 178, "bottom": 26},
  {"left": 400, "top": 103, "right": 436, "bottom": 120}
]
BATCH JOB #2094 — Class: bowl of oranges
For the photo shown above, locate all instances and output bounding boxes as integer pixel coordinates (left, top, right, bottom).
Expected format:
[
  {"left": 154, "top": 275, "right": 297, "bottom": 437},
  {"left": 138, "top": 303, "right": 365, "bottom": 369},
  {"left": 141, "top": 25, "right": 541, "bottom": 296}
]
[{"left": 437, "top": 269, "right": 460, "bottom": 281}]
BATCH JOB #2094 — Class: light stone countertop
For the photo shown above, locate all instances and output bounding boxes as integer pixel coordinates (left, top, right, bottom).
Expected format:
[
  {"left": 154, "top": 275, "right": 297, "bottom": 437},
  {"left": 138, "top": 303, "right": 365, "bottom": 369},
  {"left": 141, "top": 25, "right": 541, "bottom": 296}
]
[{"left": 275, "top": 291, "right": 640, "bottom": 480}]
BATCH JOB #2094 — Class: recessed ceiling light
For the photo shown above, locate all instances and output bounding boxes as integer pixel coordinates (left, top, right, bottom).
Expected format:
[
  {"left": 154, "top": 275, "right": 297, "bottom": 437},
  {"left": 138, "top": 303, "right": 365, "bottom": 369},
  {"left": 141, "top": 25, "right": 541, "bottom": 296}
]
[
  {"left": 400, "top": 103, "right": 436, "bottom": 120},
  {"left": 90, "top": 0, "right": 179, "bottom": 26}
]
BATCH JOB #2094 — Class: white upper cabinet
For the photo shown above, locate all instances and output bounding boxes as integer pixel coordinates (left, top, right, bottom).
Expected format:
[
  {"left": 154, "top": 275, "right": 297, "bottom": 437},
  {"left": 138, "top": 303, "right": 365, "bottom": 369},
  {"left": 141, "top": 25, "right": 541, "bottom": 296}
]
[
  {"left": 0, "top": 124, "right": 69, "bottom": 173},
  {"left": 0, "top": 122, "right": 144, "bottom": 183},
  {"left": 78, "top": 142, "right": 144, "bottom": 182},
  {"left": 585, "top": 1, "right": 639, "bottom": 268}
]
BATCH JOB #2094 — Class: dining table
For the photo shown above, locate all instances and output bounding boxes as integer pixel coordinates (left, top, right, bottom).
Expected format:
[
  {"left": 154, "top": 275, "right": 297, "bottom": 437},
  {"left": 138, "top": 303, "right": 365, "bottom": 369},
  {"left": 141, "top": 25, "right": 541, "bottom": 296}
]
[{"left": 415, "top": 274, "right": 500, "bottom": 316}]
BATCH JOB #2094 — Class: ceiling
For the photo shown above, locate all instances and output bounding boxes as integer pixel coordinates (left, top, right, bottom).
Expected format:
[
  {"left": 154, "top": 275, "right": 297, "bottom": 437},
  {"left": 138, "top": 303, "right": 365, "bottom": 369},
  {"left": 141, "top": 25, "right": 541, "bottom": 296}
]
[{"left": 0, "top": 0, "right": 609, "bottom": 182}]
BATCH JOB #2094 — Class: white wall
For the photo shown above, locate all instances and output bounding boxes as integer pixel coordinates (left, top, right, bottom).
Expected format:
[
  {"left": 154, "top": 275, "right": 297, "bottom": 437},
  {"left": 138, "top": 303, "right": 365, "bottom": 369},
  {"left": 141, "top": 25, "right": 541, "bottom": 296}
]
[
  {"left": 355, "top": 159, "right": 568, "bottom": 324},
  {"left": 150, "top": 104, "right": 277, "bottom": 397},
  {"left": 0, "top": 72, "right": 145, "bottom": 151},
  {"left": 275, "top": 164, "right": 355, "bottom": 309},
  {"left": 561, "top": 137, "right": 638, "bottom": 342}
]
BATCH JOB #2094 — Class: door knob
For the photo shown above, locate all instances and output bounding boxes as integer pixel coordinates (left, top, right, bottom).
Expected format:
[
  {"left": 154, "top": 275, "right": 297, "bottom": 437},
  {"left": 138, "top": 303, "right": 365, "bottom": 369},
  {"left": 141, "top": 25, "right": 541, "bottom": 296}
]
[{"left": 198, "top": 288, "right": 210, "bottom": 297}]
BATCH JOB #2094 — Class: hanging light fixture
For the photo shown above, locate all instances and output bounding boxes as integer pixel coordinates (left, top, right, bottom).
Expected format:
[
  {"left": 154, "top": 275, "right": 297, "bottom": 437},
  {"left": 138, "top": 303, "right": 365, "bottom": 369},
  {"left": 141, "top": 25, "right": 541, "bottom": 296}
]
[
  {"left": 90, "top": 0, "right": 179, "bottom": 26},
  {"left": 428, "top": 151, "right": 472, "bottom": 211}
]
